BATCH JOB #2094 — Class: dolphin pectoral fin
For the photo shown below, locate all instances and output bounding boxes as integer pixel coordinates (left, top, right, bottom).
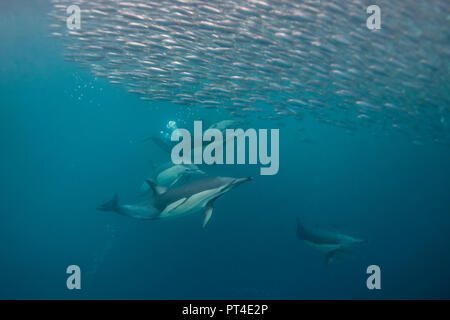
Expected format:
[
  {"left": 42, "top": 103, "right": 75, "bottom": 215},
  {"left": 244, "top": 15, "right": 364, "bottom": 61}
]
[
  {"left": 145, "top": 179, "right": 169, "bottom": 195},
  {"left": 325, "top": 250, "right": 338, "bottom": 265},
  {"left": 140, "top": 180, "right": 151, "bottom": 193},
  {"left": 168, "top": 176, "right": 179, "bottom": 188},
  {"left": 202, "top": 202, "right": 214, "bottom": 228}
]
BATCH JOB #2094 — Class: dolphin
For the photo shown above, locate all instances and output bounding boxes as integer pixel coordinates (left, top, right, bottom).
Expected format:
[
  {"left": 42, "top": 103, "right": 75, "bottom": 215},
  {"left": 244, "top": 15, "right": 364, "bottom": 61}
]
[
  {"left": 296, "top": 217, "right": 367, "bottom": 264},
  {"left": 99, "top": 176, "right": 252, "bottom": 227},
  {"left": 140, "top": 162, "right": 205, "bottom": 190},
  {"left": 150, "top": 135, "right": 175, "bottom": 153},
  {"left": 207, "top": 119, "right": 250, "bottom": 133},
  {"left": 130, "top": 135, "right": 174, "bottom": 152},
  {"left": 97, "top": 194, "right": 158, "bottom": 220},
  {"left": 139, "top": 120, "right": 248, "bottom": 154}
]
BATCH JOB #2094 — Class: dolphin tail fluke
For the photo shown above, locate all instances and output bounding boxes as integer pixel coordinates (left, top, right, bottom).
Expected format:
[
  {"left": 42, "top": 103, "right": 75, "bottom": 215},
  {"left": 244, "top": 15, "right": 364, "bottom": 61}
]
[{"left": 97, "top": 194, "right": 119, "bottom": 212}]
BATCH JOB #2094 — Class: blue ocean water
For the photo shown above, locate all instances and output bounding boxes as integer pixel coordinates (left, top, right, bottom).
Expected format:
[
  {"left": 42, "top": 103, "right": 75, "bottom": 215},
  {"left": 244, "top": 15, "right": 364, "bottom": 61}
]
[{"left": 1, "top": 1, "right": 450, "bottom": 299}]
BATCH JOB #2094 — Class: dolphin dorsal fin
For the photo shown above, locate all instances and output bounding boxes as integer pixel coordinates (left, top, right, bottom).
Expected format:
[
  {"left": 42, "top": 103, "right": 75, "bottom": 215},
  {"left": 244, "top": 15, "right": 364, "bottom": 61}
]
[{"left": 145, "top": 180, "right": 168, "bottom": 195}]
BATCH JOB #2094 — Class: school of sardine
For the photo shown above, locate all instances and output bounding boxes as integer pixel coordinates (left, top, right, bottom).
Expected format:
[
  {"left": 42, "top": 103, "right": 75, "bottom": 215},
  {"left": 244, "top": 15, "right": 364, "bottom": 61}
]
[{"left": 48, "top": 0, "right": 450, "bottom": 145}]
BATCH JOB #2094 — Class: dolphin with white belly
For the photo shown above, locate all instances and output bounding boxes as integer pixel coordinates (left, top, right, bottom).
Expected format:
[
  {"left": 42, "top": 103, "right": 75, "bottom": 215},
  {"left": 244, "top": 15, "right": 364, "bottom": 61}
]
[
  {"left": 296, "top": 217, "right": 367, "bottom": 264},
  {"left": 141, "top": 162, "right": 204, "bottom": 190},
  {"left": 98, "top": 176, "right": 252, "bottom": 227}
]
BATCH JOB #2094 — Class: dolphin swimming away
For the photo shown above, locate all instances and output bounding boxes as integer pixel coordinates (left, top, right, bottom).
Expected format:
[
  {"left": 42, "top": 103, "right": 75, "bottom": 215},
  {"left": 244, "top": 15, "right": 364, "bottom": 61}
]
[
  {"left": 99, "top": 176, "right": 252, "bottom": 227},
  {"left": 296, "top": 217, "right": 367, "bottom": 264}
]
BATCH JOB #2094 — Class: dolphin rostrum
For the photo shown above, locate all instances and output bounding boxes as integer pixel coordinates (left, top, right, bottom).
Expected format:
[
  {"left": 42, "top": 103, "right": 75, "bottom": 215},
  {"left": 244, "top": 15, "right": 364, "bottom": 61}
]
[
  {"left": 99, "top": 176, "right": 252, "bottom": 227},
  {"left": 296, "top": 217, "right": 367, "bottom": 264}
]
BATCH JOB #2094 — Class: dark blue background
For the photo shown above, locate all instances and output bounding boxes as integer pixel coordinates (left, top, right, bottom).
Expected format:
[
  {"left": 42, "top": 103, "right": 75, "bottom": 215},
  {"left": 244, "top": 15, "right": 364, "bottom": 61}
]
[{"left": 1, "top": 1, "right": 449, "bottom": 299}]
